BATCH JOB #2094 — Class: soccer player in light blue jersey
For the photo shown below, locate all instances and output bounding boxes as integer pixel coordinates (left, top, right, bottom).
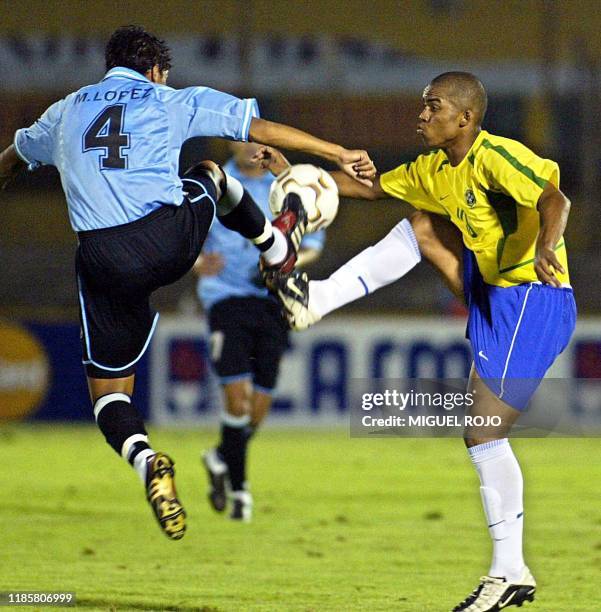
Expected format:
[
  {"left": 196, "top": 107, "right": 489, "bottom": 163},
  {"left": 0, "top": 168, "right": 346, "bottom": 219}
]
[
  {"left": 0, "top": 25, "right": 375, "bottom": 540},
  {"left": 195, "top": 142, "right": 325, "bottom": 521}
]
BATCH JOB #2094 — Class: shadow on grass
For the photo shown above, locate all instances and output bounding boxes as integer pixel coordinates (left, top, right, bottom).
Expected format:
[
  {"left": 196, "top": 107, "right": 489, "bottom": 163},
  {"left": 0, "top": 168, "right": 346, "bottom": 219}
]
[
  {"left": 77, "top": 599, "right": 222, "bottom": 611},
  {"left": 2, "top": 503, "right": 116, "bottom": 519}
]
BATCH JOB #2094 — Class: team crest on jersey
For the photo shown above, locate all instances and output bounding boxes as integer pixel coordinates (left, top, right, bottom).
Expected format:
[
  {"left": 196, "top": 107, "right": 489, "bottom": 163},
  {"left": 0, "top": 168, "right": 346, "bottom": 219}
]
[{"left": 465, "top": 188, "right": 476, "bottom": 208}]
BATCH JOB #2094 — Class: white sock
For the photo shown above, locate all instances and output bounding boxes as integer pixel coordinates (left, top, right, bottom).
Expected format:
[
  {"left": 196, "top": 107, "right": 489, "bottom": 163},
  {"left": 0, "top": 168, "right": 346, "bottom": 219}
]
[
  {"left": 469, "top": 439, "right": 525, "bottom": 582},
  {"left": 133, "top": 448, "right": 156, "bottom": 484},
  {"left": 309, "top": 218, "right": 421, "bottom": 317},
  {"left": 221, "top": 410, "right": 251, "bottom": 427},
  {"left": 261, "top": 226, "right": 288, "bottom": 266}
]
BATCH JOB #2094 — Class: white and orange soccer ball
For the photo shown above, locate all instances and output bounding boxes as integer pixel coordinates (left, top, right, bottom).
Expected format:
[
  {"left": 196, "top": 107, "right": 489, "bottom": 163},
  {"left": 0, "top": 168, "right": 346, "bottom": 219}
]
[{"left": 268, "top": 164, "right": 339, "bottom": 233}]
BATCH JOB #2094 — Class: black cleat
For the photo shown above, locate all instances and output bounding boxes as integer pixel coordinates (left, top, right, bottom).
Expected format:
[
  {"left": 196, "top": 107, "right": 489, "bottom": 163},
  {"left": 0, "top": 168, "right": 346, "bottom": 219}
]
[
  {"left": 202, "top": 449, "right": 229, "bottom": 513},
  {"left": 452, "top": 568, "right": 536, "bottom": 611},
  {"left": 145, "top": 452, "right": 186, "bottom": 540}
]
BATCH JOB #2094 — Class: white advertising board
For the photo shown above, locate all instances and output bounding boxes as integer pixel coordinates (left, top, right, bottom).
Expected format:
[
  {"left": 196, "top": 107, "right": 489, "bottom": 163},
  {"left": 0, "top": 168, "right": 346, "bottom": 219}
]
[{"left": 149, "top": 316, "right": 601, "bottom": 428}]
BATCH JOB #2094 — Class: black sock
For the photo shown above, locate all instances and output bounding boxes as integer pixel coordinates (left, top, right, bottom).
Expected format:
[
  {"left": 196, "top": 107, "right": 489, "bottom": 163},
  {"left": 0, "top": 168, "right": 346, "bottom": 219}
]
[
  {"left": 218, "top": 189, "right": 268, "bottom": 241},
  {"left": 244, "top": 424, "right": 257, "bottom": 442},
  {"left": 94, "top": 395, "right": 149, "bottom": 463},
  {"left": 217, "top": 423, "right": 250, "bottom": 491}
]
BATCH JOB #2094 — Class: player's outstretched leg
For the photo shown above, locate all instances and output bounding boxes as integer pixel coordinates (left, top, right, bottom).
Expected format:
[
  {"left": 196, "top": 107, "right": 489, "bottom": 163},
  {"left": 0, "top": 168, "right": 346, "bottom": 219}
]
[
  {"left": 204, "top": 164, "right": 308, "bottom": 274},
  {"left": 267, "top": 216, "right": 423, "bottom": 330},
  {"left": 91, "top": 379, "right": 186, "bottom": 540}
]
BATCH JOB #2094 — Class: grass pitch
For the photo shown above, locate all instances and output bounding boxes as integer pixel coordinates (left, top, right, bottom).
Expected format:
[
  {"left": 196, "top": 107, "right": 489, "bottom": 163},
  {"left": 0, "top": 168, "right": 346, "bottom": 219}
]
[{"left": 0, "top": 425, "right": 600, "bottom": 611}]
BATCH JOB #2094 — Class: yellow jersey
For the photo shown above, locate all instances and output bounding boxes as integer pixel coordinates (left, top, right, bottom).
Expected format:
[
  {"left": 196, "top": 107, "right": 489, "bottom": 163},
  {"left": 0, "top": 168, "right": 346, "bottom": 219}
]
[{"left": 380, "top": 130, "right": 569, "bottom": 287}]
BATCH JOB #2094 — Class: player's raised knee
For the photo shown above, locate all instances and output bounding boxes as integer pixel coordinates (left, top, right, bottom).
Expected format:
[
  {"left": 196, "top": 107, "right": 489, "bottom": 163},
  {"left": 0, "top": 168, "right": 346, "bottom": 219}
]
[
  {"left": 183, "top": 160, "right": 226, "bottom": 200},
  {"left": 409, "top": 210, "right": 437, "bottom": 248}
]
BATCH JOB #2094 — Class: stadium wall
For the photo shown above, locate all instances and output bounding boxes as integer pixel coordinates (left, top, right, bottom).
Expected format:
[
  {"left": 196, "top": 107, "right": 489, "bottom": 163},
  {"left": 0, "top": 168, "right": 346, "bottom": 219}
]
[{"left": 4, "top": 0, "right": 601, "bottom": 62}]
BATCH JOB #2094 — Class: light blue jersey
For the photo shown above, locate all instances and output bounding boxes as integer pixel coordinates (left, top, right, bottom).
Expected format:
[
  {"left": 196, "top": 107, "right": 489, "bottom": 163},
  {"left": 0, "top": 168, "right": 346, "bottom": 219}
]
[
  {"left": 198, "top": 159, "right": 325, "bottom": 310},
  {"left": 13, "top": 67, "right": 259, "bottom": 232}
]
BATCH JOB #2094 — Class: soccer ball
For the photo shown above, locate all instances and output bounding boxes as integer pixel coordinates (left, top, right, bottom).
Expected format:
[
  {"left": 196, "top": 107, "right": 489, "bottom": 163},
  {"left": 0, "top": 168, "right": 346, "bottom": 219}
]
[{"left": 269, "top": 164, "right": 339, "bottom": 233}]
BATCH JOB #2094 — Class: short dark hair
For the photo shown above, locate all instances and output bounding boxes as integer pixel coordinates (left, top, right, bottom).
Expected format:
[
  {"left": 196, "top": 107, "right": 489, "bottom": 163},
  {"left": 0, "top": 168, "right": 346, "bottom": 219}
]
[
  {"left": 430, "top": 71, "right": 488, "bottom": 125},
  {"left": 105, "top": 25, "right": 172, "bottom": 75}
]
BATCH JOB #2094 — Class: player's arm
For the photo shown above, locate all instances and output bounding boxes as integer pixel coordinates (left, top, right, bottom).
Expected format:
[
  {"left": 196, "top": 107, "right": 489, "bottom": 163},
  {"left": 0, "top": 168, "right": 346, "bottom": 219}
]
[
  {"left": 2, "top": 98, "right": 65, "bottom": 190},
  {"left": 248, "top": 117, "right": 376, "bottom": 187},
  {"left": 333, "top": 156, "right": 437, "bottom": 204},
  {"left": 480, "top": 142, "right": 568, "bottom": 287},
  {"left": 0, "top": 145, "right": 25, "bottom": 190},
  {"left": 535, "top": 183, "right": 570, "bottom": 287},
  {"left": 180, "top": 88, "right": 375, "bottom": 185},
  {"left": 329, "top": 171, "right": 388, "bottom": 200},
  {"left": 253, "top": 145, "right": 386, "bottom": 201}
]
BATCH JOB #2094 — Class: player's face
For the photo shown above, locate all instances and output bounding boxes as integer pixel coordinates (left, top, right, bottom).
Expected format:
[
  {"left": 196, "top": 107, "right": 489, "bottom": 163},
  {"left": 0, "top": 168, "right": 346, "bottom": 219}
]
[{"left": 417, "top": 85, "right": 464, "bottom": 148}]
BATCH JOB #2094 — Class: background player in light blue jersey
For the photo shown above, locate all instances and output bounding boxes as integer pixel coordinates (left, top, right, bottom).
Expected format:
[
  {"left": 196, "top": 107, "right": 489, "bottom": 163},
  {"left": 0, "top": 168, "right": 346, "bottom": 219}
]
[
  {"left": 0, "top": 25, "right": 375, "bottom": 540},
  {"left": 195, "top": 142, "right": 325, "bottom": 521}
]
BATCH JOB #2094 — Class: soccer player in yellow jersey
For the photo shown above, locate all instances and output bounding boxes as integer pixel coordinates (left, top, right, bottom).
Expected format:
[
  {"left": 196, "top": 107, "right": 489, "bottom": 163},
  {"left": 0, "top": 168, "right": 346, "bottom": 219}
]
[{"left": 261, "top": 72, "right": 576, "bottom": 611}]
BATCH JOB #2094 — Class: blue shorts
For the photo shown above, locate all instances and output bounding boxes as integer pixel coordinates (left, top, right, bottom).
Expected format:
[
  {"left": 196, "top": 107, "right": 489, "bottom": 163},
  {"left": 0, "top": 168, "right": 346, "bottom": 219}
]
[{"left": 463, "top": 249, "right": 577, "bottom": 410}]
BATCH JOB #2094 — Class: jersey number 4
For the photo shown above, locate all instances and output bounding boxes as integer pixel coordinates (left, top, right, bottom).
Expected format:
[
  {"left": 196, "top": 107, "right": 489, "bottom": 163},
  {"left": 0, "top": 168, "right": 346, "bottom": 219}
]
[{"left": 83, "top": 104, "right": 130, "bottom": 170}]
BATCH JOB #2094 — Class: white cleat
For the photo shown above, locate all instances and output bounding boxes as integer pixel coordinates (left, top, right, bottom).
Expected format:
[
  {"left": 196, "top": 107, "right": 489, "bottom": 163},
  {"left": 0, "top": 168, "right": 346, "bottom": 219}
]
[{"left": 451, "top": 567, "right": 536, "bottom": 611}]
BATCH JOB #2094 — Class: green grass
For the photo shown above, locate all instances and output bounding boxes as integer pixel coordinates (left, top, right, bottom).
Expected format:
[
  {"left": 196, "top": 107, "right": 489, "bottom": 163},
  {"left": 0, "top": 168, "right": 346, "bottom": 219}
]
[{"left": 0, "top": 425, "right": 600, "bottom": 611}]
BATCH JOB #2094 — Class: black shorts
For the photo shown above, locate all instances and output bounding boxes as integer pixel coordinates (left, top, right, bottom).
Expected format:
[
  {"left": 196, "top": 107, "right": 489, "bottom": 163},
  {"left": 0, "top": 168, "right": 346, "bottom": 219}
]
[
  {"left": 77, "top": 172, "right": 216, "bottom": 378},
  {"left": 208, "top": 296, "right": 289, "bottom": 391}
]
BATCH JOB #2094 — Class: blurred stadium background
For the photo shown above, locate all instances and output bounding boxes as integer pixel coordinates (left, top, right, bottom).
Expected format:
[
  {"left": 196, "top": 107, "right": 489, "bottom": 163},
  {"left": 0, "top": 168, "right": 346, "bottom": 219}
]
[
  {"left": 2, "top": 0, "right": 601, "bottom": 425},
  {"left": 2, "top": 2, "right": 601, "bottom": 610}
]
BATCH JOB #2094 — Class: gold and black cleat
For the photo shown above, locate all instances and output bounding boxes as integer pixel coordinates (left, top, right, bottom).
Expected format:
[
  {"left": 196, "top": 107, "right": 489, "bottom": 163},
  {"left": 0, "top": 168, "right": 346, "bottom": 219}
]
[{"left": 145, "top": 452, "right": 186, "bottom": 540}]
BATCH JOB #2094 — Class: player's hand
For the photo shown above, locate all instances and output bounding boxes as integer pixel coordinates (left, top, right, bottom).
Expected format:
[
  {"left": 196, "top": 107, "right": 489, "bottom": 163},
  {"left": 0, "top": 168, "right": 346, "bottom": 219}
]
[
  {"left": 193, "top": 253, "right": 224, "bottom": 276},
  {"left": 337, "top": 149, "right": 376, "bottom": 187},
  {"left": 534, "top": 246, "right": 565, "bottom": 288},
  {"left": 251, "top": 146, "right": 291, "bottom": 177}
]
